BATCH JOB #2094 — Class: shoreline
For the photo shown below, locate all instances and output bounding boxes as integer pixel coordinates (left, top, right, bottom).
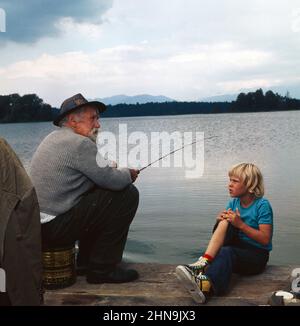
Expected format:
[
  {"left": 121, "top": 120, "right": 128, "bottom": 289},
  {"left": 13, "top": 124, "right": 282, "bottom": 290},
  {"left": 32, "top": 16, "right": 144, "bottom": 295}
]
[{"left": 1, "top": 107, "right": 300, "bottom": 125}]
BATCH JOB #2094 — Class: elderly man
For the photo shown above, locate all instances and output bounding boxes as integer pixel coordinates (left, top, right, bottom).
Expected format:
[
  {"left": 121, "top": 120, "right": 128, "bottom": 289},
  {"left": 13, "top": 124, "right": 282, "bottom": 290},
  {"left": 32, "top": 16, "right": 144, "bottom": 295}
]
[{"left": 30, "top": 94, "right": 140, "bottom": 284}]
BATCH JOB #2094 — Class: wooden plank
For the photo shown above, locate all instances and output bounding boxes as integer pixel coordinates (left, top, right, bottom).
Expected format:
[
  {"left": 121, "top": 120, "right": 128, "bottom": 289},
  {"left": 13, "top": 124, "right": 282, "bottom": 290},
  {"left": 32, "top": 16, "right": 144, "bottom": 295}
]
[{"left": 43, "top": 264, "right": 296, "bottom": 306}]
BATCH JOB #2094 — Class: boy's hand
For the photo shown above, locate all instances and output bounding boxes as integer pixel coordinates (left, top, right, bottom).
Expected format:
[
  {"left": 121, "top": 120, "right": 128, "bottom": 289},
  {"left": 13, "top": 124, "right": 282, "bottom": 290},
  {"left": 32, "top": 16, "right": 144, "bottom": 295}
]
[
  {"left": 217, "top": 210, "right": 229, "bottom": 221},
  {"left": 227, "top": 208, "right": 244, "bottom": 228}
]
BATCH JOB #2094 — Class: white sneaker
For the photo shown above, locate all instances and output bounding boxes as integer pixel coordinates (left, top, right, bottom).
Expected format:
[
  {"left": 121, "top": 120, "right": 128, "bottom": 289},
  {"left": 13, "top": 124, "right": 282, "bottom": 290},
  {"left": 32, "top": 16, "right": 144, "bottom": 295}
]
[
  {"left": 188, "top": 256, "right": 210, "bottom": 275},
  {"left": 175, "top": 265, "right": 207, "bottom": 304}
]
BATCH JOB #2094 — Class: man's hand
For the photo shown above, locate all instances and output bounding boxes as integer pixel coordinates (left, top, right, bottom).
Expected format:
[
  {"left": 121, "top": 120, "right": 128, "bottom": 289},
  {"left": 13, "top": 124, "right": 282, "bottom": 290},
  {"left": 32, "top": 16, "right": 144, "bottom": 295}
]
[
  {"left": 129, "top": 169, "right": 140, "bottom": 183},
  {"left": 110, "top": 161, "right": 118, "bottom": 168}
]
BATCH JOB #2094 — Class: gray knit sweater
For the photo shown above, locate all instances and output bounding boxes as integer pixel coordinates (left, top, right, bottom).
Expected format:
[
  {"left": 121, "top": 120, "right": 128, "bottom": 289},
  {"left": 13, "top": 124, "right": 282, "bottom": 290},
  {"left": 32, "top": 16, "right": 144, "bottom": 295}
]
[{"left": 30, "top": 127, "right": 132, "bottom": 221}]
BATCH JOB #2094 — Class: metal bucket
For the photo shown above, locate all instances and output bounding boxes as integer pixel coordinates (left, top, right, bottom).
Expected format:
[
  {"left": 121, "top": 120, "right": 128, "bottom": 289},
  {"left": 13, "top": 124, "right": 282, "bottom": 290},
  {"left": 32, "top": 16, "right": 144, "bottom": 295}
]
[{"left": 42, "top": 245, "right": 76, "bottom": 290}]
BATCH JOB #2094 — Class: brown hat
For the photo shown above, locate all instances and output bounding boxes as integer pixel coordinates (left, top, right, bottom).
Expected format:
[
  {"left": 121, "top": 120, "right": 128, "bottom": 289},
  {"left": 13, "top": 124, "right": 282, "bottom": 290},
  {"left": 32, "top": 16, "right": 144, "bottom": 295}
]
[{"left": 53, "top": 93, "right": 106, "bottom": 126}]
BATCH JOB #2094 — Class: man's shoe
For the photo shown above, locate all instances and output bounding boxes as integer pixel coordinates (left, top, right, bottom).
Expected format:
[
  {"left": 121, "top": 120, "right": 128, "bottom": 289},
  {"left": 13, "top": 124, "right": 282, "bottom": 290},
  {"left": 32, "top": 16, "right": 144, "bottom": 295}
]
[
  {"left": 176, "top": 265, "right": 211, "bottom": 304},
  {"left": 86, "top": 266, "right": 139, "bottom": 284}
]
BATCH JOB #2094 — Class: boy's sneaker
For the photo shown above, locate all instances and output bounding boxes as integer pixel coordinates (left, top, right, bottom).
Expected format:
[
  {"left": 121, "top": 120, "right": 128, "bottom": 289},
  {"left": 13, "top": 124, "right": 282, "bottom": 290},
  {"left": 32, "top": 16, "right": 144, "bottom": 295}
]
[
  {"left": 175, "top": 265, "right": 211, "bottom": 304},
  {"left": 188, "top": 256, "right": 210, "bottom": 275}
]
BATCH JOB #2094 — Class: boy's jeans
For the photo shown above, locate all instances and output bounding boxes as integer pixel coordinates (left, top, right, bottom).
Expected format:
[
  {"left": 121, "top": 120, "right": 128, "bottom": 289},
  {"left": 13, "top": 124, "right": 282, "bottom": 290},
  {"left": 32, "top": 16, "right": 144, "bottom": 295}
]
[{"left": 205, "top": 224, "right": 269, "bottom": 295}]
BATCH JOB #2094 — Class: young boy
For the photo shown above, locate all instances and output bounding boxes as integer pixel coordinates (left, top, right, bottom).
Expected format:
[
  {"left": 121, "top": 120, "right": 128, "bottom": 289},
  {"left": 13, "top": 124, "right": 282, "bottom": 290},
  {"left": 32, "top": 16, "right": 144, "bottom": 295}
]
[{"left": 176, "top": 163, "right": 273, "bottom": 303}]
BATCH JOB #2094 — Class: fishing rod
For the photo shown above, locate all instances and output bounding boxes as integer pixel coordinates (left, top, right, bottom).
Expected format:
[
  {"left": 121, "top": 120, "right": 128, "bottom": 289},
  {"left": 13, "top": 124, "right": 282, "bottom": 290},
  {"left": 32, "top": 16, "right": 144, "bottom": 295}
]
[{"left": 139, "top": 135, "right": 217, "bottom": 171}]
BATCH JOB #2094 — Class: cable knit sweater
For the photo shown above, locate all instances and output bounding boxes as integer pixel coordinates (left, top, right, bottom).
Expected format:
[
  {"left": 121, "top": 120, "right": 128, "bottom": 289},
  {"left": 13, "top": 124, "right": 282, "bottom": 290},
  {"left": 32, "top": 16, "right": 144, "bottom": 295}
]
[{"left": 30, "top": 127, "right": 132, "bottom": 222}]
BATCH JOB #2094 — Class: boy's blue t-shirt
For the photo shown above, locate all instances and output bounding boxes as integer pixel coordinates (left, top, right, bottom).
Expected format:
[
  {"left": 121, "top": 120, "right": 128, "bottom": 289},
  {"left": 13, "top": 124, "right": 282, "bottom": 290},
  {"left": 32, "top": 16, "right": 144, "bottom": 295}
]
[{"left": 226, "top": 197, "right": 273, "bottom": 251}]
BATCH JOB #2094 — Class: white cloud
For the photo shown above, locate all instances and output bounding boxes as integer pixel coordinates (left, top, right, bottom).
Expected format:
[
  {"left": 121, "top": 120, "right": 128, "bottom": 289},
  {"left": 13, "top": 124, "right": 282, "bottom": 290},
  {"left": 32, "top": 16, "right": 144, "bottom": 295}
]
[
  {"left": 55, "top": 17, "right": 104, "bottom": 40},
  {"left": 0, "top": 42, "right": 279, "bottom": 105},
  {"left": 169, "top": 43, "right": 272, "bottom": 69},
  {"left": 1, "top": 0, "right": 300, "bottom": 103},
  {"left": 0, "top": 52, "right": 92, "bottom": 79}
]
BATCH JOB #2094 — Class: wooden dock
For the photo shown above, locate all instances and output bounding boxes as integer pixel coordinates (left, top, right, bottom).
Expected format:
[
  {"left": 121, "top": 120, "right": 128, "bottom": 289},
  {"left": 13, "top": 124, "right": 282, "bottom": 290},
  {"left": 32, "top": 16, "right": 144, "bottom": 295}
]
[{"left": 44, "top": 263, "right": 296, "bottom": 306}]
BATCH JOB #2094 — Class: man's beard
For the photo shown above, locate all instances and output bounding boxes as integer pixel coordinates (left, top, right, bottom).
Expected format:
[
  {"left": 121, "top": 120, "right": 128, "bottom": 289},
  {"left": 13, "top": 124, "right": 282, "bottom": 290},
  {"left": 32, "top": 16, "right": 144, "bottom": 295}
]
[{"left": 88, "top": 128, "right": 99, "bottom": 143}]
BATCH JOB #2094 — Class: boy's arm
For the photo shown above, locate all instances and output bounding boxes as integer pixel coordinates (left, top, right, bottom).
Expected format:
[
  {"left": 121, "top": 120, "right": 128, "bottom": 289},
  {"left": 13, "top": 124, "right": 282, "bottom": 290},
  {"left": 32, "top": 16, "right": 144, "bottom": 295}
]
[
  {"left": 239, "top": 223, "right": 272, "bottom": 246},
  {"left": 227, "top": 208, "right": 272, "bottom": 246}
]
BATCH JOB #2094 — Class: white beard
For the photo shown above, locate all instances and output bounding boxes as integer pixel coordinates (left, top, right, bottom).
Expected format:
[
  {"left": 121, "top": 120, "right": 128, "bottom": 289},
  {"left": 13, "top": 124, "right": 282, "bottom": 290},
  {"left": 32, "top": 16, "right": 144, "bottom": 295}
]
[{"left": 88, "top": 128, "right": 99, "bottom": 143}]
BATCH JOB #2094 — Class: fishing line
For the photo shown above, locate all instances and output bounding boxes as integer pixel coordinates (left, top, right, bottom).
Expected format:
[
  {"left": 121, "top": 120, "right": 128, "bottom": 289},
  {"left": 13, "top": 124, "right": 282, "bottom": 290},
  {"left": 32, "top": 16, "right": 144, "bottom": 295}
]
[{"left": 139, "top": 135, "right": 218, "bottom": 171}]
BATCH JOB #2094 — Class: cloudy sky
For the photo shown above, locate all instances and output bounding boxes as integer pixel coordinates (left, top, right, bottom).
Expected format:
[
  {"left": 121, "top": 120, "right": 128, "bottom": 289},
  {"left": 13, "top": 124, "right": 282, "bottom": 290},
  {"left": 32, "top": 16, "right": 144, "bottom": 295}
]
[{"left": 0, "top": 0, "right": 300, "bottom": 106}]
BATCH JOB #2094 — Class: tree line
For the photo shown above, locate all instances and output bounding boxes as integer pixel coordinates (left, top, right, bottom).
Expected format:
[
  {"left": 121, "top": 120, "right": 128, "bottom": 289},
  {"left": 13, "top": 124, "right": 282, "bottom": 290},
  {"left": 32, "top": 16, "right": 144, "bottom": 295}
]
[
  {"left": 232, "top": 89, "right": 300, "bottom": 112},
  {"left": 0, "top": 93, "right": 53, "bottom": 123},
  {"left": 0, "top": 89, "right": 299, "bottom": 123}
]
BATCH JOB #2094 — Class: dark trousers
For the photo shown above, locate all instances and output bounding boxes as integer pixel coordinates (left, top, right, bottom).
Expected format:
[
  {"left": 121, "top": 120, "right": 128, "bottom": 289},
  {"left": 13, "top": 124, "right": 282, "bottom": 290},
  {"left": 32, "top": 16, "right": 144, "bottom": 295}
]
[
  {"left": 205, "top": 223, "right": 269, "bottom": 295},
  {"left": 41, "top": 184, "right": 139, "bottom": 273}
]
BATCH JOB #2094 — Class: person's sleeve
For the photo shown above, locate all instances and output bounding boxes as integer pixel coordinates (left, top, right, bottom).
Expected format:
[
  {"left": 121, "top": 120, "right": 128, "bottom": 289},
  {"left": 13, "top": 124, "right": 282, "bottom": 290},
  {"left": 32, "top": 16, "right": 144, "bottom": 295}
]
[
  {"left": 257, "top": 199, "right": 273, "bottom": 225},
  {"left": 76, "top": 138, "right": 132, "bottom": 191}
]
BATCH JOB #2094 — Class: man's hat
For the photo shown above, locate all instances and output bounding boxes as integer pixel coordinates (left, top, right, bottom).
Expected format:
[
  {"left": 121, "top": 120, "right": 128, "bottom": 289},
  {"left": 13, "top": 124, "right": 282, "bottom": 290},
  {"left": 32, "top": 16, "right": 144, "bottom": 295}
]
[{"left": 53, "top": 93, "right": 106, "bottom": 126}]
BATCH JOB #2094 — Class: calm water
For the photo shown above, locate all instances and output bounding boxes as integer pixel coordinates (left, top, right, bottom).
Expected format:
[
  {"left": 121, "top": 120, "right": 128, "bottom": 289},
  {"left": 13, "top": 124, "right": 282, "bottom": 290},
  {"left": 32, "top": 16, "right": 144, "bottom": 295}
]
[{"left": 1, "top": 111, "right": 300, "bottom": 266}]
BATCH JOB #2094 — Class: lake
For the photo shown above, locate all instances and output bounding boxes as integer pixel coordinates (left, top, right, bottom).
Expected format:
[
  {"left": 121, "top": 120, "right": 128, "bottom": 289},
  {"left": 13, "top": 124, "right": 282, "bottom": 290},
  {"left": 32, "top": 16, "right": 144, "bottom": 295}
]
[{"left": 1, "top": 110, "right": 300, "bottom": 266}]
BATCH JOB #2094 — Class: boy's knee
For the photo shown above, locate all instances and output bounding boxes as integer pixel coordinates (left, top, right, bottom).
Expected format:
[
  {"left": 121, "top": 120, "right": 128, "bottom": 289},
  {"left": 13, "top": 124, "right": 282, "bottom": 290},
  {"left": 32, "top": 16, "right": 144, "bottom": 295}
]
[{"left": 212, "top": 219, "right": 228, "bottom": 234}]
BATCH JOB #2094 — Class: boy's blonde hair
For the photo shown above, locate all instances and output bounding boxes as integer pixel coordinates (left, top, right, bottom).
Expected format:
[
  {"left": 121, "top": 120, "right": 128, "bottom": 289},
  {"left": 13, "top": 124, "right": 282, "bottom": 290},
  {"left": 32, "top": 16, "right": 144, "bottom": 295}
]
[{"left": 229, "top": 163, "right": 264, "bottom": 197}]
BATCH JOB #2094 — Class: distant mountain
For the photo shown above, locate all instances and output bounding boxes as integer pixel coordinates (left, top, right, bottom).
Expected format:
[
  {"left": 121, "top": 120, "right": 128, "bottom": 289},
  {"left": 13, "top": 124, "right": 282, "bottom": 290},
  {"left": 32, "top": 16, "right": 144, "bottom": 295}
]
[
  {"left": 91, "top": 94, "right": 175, "bottom": 105},
  {"left": 200, "top": 94, "right": 237, "bottom": 102}
]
